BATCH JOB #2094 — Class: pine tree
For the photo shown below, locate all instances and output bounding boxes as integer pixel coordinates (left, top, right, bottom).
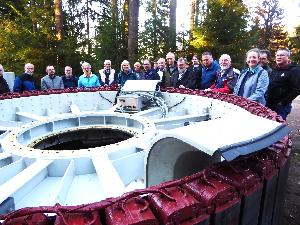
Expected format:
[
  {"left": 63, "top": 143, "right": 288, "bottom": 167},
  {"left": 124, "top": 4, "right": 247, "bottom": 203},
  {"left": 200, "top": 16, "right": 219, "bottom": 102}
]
[{"left": 138, "top": 0, "right": 170, "bottom": 60}]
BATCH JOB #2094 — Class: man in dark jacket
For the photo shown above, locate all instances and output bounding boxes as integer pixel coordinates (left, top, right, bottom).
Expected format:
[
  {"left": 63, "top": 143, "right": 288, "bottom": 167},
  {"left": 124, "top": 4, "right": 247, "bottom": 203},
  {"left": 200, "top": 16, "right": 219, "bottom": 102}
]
[
  {"left": 62, "top": 66, "right": 78, "bottom": 88},
  {"left": 140, "top": 59, "right": 160, "bottom": 80},
  {"left": 0, "top": 64, "right": 10, "bottom": 94},
  {"left": 177, "top": 57, "right": 197, "bottom": 89},
  {"left": 266, "top": 48, "right": 300, "bottom": 120},
  {"left": 260, "top": 49, "right": 272, "bottom": 76},
  {"left": 161, "top": 52, "right": 178, "bottom": 87},
  {"left": 13, "top": 63, "right": 36, "bottom": 92}
]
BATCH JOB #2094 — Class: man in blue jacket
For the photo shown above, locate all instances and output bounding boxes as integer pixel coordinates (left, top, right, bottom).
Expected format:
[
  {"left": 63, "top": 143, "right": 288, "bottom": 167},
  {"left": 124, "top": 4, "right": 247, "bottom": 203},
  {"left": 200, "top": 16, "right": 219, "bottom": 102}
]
[
  {"left": 140, "top": 59, "right": 160, "bottom": 80},
  {"left": 13, "top": 63, "right": 36, "bottom": 92},
  {"left": 200, "top": 52, "right": 220, "bottom": 90}
]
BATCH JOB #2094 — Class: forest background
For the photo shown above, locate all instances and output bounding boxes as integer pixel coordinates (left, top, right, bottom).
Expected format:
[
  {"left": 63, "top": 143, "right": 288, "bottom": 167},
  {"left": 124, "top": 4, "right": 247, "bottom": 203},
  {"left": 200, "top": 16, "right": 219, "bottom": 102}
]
[{"left": 0, "top": 0, "right": 299, "bottom": 78}]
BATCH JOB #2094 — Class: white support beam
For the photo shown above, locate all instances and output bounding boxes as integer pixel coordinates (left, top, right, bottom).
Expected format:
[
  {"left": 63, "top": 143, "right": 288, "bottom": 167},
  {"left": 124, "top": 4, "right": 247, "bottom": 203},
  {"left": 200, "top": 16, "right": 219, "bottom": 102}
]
[
  {"left": 92, "top": 153, "right": 125, "bottom": 197},
  {"left": 0, "top": 159, "right": 53, "bottom": 204},
  {"left": 16, "top": 112, "right": 46, "bottom": 122},
  {"left": 51, "top": 160, "right": 75, "bottom": 205}
]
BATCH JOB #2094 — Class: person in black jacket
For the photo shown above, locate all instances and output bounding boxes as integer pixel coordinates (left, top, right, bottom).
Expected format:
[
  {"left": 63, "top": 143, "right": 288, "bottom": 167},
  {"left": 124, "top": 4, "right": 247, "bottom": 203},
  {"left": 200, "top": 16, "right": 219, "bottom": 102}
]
[
  {"left": 177, "top": 57, "right": 197, "bottom": 89},
  {"left": 0, "top": 64, "right": 10, "bottom": 94},
  {"left": 62, "top": 66, "right": 78, "bottom": 88},
  {"left": 266, "top": 48, "right": 300, "bottom": 120},
  {"left": 188, "top": 55, "right": 202, "bottom": 89}
]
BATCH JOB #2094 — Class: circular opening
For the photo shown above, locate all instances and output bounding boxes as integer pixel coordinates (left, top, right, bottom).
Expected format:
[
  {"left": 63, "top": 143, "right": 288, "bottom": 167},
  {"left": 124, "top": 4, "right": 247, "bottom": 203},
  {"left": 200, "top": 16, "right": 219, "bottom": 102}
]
[{"left": 32, "top": 128, "right": 134, "bottom": 150}]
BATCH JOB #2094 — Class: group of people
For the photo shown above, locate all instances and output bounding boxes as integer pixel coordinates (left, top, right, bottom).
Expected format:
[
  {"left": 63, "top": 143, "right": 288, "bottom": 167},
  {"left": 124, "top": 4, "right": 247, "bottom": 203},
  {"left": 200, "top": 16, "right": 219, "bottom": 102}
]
[{"left": 0, "top": 46, "right": 299, "bottom": 120}]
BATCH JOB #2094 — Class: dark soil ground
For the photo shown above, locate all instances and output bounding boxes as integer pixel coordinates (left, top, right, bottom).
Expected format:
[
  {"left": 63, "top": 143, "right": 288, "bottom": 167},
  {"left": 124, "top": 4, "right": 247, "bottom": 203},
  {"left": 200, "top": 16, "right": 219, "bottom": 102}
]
[{"left": 281, "top": 97, "right": 300, "bottom": 225}]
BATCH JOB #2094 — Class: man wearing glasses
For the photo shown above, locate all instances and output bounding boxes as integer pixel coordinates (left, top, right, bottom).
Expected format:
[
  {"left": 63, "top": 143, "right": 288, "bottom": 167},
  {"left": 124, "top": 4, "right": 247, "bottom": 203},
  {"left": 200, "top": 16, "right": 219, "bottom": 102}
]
[{"left": 266, "top": 48, "right": 300, "bottom": 120}]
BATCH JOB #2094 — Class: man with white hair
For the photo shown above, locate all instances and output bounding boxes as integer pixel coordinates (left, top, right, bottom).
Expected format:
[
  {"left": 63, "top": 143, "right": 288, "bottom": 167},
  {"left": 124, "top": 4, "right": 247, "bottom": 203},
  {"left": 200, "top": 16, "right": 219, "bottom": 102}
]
[
  {"left": 13, "top": 63, "right": 36, "bottom": 92},
  {"left": 0, "top": 64, "right": 10, "bottom": 94},
  {"left": 208, "top": 54, "right": 239, "bottom": 93},
  {"left": 78, "top": 62, "right": 100, "bottom": 88},
  {"left": 99, "top": 60, "right": 116, "bottom": 85},
  {"left": 161, "top": 52, "right": 178, "bottom": 87}
]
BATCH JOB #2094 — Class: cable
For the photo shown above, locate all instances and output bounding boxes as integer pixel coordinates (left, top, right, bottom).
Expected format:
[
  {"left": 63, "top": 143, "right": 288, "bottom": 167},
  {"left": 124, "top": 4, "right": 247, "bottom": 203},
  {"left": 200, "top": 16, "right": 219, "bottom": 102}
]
[
  {"left": 168, "top": 97, "right": 186, "bottom": 110},
  {"left": 134, "top": 92, "right": 168, "bottom": 118},
  {"left": 99, "top": 92, "right": 113, "bottom": 104}
]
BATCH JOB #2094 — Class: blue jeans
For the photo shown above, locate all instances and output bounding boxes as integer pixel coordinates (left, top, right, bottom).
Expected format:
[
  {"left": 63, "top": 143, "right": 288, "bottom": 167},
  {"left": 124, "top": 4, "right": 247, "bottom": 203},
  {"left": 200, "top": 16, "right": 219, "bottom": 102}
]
[{"left": 273, "top": 103, "right": 292, "bottom": 120}]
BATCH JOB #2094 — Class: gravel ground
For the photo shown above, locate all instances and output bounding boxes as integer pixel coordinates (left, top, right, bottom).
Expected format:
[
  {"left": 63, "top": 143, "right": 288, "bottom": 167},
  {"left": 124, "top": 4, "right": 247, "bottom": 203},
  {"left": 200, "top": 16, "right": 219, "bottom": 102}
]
[{"left": 281, "top": 97, "right": 300, "bottom": 225}]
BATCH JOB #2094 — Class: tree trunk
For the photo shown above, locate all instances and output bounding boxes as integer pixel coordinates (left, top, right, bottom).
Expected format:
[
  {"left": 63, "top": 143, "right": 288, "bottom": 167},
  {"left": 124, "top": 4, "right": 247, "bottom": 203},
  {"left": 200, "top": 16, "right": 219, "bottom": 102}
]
[
  {"left": 111, "top": 0, "right": 119, "bottom": 64},
  {"left": 128, "top": 0, "right": 139, "bottom": 64},
  {"left": 152, "top": 0, "right": 158, "bottom": 59},
  {"left": 54, "top": 0, "right": 63, "bottom": 41},
  {"left": 195, "top": 0, "right": 200, "bottom": 25},
  {"left": 190, "top": 0, "right": 196, "bottom": 30},
  {"left": 123, "top": 0, "right": 129, "bottom": 58},
  {"left": 190, "top": 0, "right": 196, "bottom": 40},
  {"left": 86, "top": 0, "right": 91, "bottom": 54},
  {"left": 169, "top": 0, "right": 177, "bottom": 51}
]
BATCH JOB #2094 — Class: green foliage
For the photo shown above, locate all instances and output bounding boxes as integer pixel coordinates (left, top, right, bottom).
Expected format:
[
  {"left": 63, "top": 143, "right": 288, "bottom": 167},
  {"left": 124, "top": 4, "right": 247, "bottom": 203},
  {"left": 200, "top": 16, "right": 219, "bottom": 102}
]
[
  {"left": 252, "top": 0, "right": 288, "bottom": 56},
  {"left": 94, "top": 0, "right": 128, "bottom": 71},
  {"left": 190, "top": 0, "right": 250, "bottom": 68},
  {"left": 138, "top": 0, "right": 171, "bottom": 61},
  {"left": 0, "top": 0, "right": 58, "bottom": 76},
  {"left": 0, "top": 0, "right": 294, "bottom": 77},
  {"left": 289, "top": 25, "right": 300, "bottom": 64}
]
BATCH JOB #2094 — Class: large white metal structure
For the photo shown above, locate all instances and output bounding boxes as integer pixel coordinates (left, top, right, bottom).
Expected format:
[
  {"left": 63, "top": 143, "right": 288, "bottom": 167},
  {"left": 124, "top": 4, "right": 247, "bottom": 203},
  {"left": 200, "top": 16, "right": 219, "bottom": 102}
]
[{"left": 0, "top": 81, "right": 289, "bottom": 213}]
